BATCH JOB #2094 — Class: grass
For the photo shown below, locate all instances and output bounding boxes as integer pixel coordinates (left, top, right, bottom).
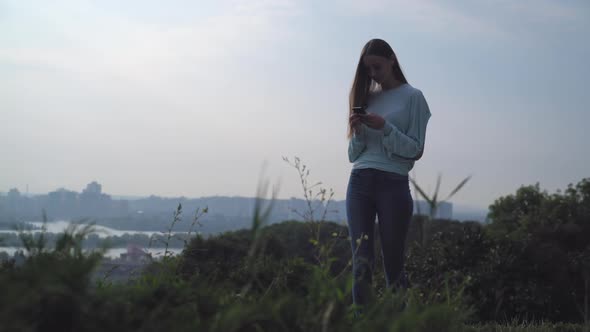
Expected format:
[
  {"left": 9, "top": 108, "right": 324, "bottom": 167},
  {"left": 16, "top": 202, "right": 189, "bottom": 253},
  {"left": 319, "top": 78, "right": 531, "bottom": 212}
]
[
  {"left": 1, "top": 203, "right": 588, "bottom": 331},
  {"left": 1, "top": 162, "right": 588, "bottom": 331},
  {"left": 469, "top": 321, "right": 588, "bottom": 332}
]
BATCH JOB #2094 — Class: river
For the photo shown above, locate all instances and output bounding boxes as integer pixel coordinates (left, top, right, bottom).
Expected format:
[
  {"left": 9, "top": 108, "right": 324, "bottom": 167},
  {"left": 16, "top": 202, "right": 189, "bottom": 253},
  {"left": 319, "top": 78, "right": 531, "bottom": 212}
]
[{"left": 0, "top": 220, "right": 188, "bottom": 258}]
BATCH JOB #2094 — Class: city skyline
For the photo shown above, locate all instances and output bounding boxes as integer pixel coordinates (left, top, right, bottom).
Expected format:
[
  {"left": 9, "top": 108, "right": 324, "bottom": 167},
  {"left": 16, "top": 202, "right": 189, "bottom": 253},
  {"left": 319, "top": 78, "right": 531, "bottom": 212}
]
[{"left": 1, "top": 180, "right": 459, "bottom": 222}]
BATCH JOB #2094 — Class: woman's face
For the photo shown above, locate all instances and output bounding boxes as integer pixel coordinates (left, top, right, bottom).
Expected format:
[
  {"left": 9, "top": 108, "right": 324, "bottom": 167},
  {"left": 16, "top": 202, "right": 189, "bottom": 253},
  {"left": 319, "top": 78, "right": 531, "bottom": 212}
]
[{"left": 363, "top": 54, "right": 394, "bottom": 85}]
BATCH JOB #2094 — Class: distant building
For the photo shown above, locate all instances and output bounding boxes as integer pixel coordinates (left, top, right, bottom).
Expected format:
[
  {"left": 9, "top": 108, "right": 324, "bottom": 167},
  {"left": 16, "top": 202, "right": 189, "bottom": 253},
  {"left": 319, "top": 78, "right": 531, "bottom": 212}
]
[
  {"left": 7, "top": 188, "right": 20, "bottom": 200},
  {"left": 5, "top": 188, "right": 22, "bottom": 216},
  {"left": 119, "top": 244, "right": 152, "bottom": 263},
  {"left": 47, "top": 188, "right": 78, "bottom": 217},
  {"left": 79, "top": 181, "right": 119, "bottom": 217},
  {"left": 83, "top": 181, "right": 102, "bottom": 195},
  {"left": 413, "top": 201, "right": 453, "bottom": 219},
  {"left": 48, "top": 188, "right": 77, "bottom": 202}
]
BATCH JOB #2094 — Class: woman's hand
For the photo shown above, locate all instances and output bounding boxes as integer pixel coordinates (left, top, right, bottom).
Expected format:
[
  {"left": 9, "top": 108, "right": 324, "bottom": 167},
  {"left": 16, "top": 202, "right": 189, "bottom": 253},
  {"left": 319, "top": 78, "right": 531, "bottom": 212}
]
[
  {"left": 349, "top": 114, "right": 364, "bottom": 135},
  {"left": 361, "top": 113, "right": 385, "bottom": 130}
]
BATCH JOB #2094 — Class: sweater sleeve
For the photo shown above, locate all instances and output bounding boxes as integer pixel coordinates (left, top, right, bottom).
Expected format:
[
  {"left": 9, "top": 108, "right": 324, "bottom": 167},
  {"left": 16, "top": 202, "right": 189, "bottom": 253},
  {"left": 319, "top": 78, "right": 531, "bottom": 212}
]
[
  {"left": 381, "top": 90, "right": 431, "bottom": 160},
  {"left": 348, "top": 126, "right": 367, "bottom": 163}
]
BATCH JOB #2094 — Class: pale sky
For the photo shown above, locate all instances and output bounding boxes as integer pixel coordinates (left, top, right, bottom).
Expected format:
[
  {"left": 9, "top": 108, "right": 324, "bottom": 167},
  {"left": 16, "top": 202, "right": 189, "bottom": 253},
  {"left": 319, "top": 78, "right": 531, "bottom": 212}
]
[{"left": 1, "top": 0, "right": 589, "bottom": 210}]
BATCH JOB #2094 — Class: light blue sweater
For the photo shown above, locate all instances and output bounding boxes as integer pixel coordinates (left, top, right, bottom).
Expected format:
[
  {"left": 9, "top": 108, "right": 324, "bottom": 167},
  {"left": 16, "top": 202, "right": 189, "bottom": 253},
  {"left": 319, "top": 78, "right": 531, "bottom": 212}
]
[{"left": 348, "top": 83, "right": 431, "bottom": 175}]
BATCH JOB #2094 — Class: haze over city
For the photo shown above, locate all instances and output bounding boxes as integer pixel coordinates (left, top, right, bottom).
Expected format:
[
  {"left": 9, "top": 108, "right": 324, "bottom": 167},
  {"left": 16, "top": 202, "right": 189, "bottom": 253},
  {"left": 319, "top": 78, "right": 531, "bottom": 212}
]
[{"left": 1, "top": 0, "right": 589, "bottom": 212}]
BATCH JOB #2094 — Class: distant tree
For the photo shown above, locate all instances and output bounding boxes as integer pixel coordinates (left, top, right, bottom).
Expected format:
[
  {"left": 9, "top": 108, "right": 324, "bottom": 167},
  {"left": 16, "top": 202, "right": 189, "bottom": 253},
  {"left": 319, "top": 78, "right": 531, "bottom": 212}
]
[
  {"left": 484, "top": 178, "right": 590, "bottom": 322},
  {"left": 487, "top": 178, "right": 590, "bottom": 239}
]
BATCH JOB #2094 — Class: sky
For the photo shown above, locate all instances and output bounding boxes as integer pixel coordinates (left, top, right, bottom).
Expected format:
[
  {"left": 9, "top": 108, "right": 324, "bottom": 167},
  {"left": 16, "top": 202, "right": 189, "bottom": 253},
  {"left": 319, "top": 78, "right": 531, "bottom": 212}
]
[{"left": 1, "top": 0, "right": 589, "bottom": 211}]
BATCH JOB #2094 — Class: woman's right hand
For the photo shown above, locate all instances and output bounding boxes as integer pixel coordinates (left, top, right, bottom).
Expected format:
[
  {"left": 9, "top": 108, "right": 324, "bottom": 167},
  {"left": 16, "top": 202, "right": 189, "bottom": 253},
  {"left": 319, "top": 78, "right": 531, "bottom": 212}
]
[{"left": 350, "top": 114, "right": 365, "bottom": 136}]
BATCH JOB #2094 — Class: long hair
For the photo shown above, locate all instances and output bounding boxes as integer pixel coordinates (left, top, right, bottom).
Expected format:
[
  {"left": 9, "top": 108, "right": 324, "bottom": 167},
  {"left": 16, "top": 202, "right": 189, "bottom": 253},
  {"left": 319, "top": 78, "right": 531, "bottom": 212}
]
[{"left": 347, "top": 39, "right": 408, "bottom": 139}]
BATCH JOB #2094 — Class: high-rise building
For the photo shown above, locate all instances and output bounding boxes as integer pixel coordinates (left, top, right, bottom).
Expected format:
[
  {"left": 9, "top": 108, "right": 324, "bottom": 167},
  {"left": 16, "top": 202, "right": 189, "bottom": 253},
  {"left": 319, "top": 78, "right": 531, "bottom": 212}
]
[{"left": 83, "top": 181, "right": 102, "bottom": 195}]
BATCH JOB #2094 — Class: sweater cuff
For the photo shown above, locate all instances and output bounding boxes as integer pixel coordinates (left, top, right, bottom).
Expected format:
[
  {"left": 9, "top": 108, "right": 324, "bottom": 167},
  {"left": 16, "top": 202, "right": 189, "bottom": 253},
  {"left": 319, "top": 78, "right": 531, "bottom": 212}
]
[{"left": 382, "top": 122, "right": 393, "bottom": 136}]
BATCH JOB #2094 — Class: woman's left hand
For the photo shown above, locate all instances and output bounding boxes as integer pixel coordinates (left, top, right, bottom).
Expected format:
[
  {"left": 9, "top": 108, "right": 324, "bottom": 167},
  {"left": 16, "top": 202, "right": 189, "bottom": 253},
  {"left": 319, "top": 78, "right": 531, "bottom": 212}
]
[{"left": 361, "top": 113, "right": 386, "bottom": 130}]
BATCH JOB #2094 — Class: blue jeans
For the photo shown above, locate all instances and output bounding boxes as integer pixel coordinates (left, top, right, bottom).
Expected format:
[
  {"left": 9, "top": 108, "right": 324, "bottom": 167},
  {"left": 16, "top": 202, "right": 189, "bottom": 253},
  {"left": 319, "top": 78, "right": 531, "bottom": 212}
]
[{"left": 346, "top": 168, "right": 413, "bottom": 307}]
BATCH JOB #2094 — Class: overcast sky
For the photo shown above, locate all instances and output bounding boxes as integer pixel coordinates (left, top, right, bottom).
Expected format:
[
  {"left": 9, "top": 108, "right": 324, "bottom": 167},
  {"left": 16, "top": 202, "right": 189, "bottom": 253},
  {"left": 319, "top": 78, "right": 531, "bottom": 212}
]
[{"left": 1, "top": 0, "right": 589, "bottom": 210}]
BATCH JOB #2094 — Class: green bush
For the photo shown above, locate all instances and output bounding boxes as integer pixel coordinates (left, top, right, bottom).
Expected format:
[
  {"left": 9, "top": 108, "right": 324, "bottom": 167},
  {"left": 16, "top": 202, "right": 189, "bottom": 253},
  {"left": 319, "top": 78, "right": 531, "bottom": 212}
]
[{"left": 406, "top": 178, "right": 590, "bottom": 323}]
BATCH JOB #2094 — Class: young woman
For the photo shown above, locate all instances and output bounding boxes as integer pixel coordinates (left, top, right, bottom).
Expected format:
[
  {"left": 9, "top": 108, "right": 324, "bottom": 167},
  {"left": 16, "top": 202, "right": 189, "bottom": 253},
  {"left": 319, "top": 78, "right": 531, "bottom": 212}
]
[{"left": 346, "top": 38, "right": 431, "bottom": 308}]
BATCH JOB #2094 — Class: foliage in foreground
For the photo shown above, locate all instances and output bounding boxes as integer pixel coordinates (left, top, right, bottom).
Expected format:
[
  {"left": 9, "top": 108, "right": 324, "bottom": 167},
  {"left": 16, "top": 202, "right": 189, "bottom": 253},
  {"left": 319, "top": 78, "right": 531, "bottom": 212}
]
[
  {"left": 0, "top": 177, "right": 589, "bottom": 331},
  {"left": 0, "top": 226, "right": 473, "bottom": 332}
]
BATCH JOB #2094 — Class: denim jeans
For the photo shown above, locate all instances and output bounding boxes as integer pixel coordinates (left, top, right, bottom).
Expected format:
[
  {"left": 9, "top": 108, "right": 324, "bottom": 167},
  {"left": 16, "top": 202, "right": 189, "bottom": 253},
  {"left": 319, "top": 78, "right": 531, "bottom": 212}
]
[{"left": 346, "top": 167, "right": 413, "bottom": 307}]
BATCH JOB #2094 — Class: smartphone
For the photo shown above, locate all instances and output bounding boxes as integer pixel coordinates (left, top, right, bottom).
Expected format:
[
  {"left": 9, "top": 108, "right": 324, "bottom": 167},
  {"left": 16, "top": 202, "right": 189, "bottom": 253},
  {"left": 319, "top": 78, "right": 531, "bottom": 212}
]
[{"left": 352, "top": 106, "right": 367, "bottom": 115}]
